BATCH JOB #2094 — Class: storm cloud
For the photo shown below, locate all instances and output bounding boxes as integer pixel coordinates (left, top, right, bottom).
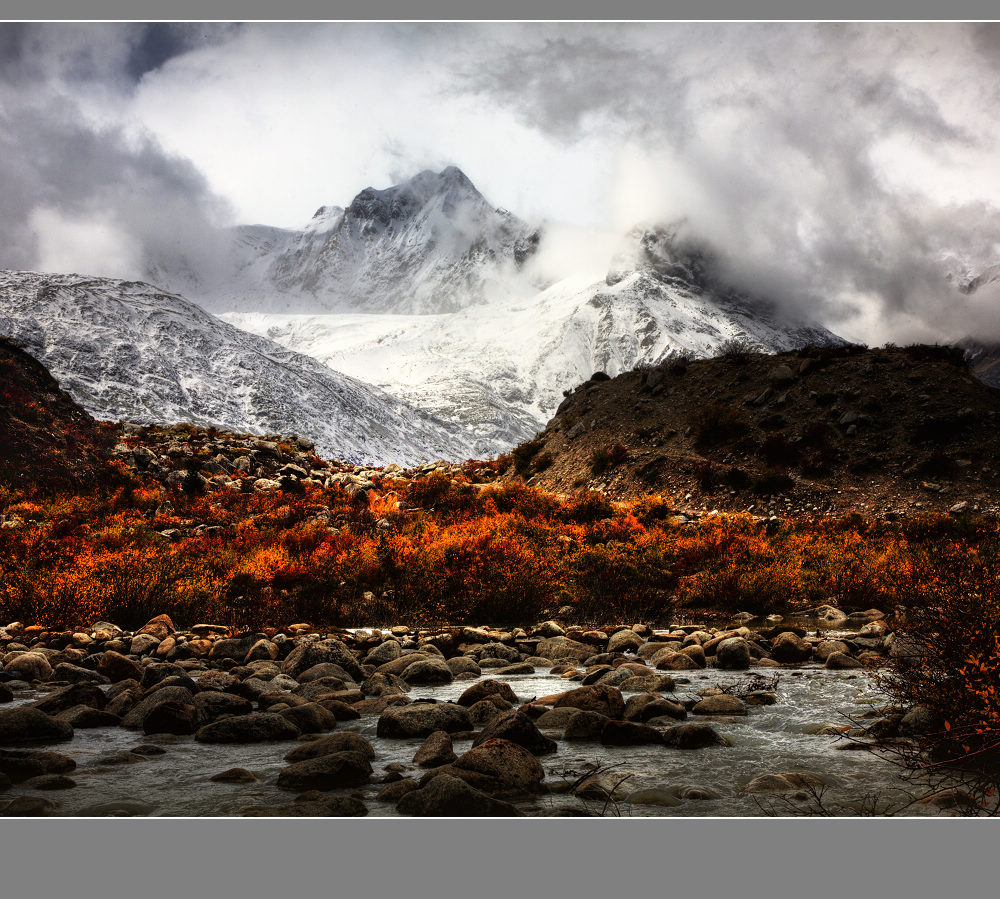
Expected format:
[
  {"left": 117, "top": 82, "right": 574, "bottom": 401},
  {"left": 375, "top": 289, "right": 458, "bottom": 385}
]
[{"left": 2, "top": 22, "right": 1000, "bottom": 344}]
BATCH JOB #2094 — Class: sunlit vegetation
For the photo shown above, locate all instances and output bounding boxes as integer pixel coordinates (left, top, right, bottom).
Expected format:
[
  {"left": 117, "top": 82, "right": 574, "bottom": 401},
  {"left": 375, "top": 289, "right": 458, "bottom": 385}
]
[{"left": 4, "top": 465, "right": 1000, "bottom": 635}]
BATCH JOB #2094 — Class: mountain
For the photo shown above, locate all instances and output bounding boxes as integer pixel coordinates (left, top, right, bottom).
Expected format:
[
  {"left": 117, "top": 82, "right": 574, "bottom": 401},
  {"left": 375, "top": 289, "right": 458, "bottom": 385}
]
[
  {"left": 222, "top": 223, "right": 843, "bottom": 455},
  {"left": 0, "top": 336, "right": 121, "bottom": 494},
  {"left": 153, "top": 166, "right": 541, "bottom": 315},
  {"left": 0, "top": 270, "right": 477, "bottom": 466},
  {"left": 513, "top": 343, "right": 1000, "bottom": 517}
]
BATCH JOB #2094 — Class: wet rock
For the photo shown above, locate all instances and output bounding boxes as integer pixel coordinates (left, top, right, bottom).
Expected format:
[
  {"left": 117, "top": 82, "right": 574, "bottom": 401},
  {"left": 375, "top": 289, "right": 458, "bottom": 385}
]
[
  {"left": 210, "top": 767, "right": 258, "bottom": 783},
  {"left": 900, "top": 704, "right": 942, "bottom": 736},
  {"left": 130, "top": 634, "right": 161, "bottom": 656},
  {"left": 716, "top": 638, "right": 752, "bottom": 670},
  {"left": 825, "top": 652, "right": 863, "bottom": 670},
  {"left": 284, "top": 732, "right": 375, "bottom": 763},
  {"left": 279, "top": 702, "right": 338, "bottom": 734},
  {"left": 282, "top": 638, "right": 364, "bottom": 683},
  {"left": 451, "top": 738, "right": 545, "bottom": 794},
  {"left": 401, "top": 658, "right": 454, "bottom": 686},
  {"left": 446, "top": 657, "right": 481, "bottom": 677},
  {"left": 457, "top": 679, "right": 518, "bottom": 707},
  {"left": 137, "top": 614, "right": 175, "bottom": 641},
  {"left": 1, "top": 796, "right": 56, "bottom": 816},
  {"left": 364, "top": 639, "right": 402, "bottom": 667},
  {"left": 600, "top": 720, "right": 662, "bottom": 745},
  {"left": 397, "top": 773, "right": 521, "bottom": 817},
  {"left": 0, "top": 707, "right": 73, "bottom": 745},
  {"left": 607, "top": 630, "right": 644, "bottom": 654},
  {"left": 0, "top": 684, "right": 12, "bottom": 703},
  {"left": 209, "top": 635, "right": 257, "bottom": 662},
  {"left": 535, "top": 636, "right": 593, "bottom": 664},
  {"left": 376, "top": 702, "right": 472, "bottom": 738},
  {"left": 25, "top": 774, "right": 75, "bottom": 790},
  {"left": 297, "top": 663, "right": 355, "bottom": 685},
  {"left": 660, "top": 722, "right": 727, "bottom": 749},
  {"left": 534, "top": 707, "right": 578, "bottom": 728},
  {"left": 691, "top": 695, "right": 748, "bottom": 716},
  {"left": 377, "top": 778, "right": 420, "bottom": 802},
  {"left": 192, "top": 691, "right": 253, "bottom": 722},
  {"left": 413, "top": 731, "right": 458, "bottom": 768},
  {"left": 742, "top": 772, "right": 826, "bottom": 793},
  {"left": 744, "top": 692, "right": 778, "bottom": 706},
  {"left": 551, "top": 684, "right": 625, "bottom": 719},
  {"left": 4, "top": 652, "right": 52, "bottom": 682},
  {"left": 472, "top": 710, "right": 557, "bottom": 756},
  {"left": 534, "top": 621, "right": 565, "bottom": 638},
  {"left": 244, "top": 639, "right": 279, "bottom": 663},
  {"left": 49, "top": 663, "right": 109, "bottom": 685},
  {"left": 564, "top": 710, "right": 610, "bottom": 740},
  {"left": 814, "top": 640, "right": 851, "bottom": 662},
  {"left": 142, "top": 700, "right": 200, "bottom": 735},
  {"left": 317, "top": 699, "right": 363, "bottom": 722},
  {"left": 196, "top": 713, "right": 301, "bottom": 743},
  {"left": 120, "top": 686, "right": 194, "bottom": 729},
  {"left": 276, "top": 750, "right": 373, "bottom": 791},
  {"left": 55, "top": 705, "right": 121, "bottom": 728},
  {"left": 655, "top": 653, "right": 702, "bottom": 671},
  {"left": 771, "top": 632, "right": 813, "bottom": 663},
  {"left": 467, "top": 698, "right": 513, "bottom": 726},
  {"left": 360, "top": 672, "right": 409, "bottom": 697},
  {"left": 31, "top": 683, "right": 107, "bottom": 714},
  {"left": 0, "top": 749, "right": 76, "bottom": 783}
]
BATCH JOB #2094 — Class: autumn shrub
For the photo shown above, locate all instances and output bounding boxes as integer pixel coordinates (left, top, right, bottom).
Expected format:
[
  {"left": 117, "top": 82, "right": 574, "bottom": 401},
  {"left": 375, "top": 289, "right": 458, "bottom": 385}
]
[
  {"left": 569, "top": 539, "right": 676, "bottom": 624},
  {"left": 511, "top": 437, "right": 545, "bottom": 478},
  {"left": 759, "top": 434, "right": 801, "bottom": 468}
]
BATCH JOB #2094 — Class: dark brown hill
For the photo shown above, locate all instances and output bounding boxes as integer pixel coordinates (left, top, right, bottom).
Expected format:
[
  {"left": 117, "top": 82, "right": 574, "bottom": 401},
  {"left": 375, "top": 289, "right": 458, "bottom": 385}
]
[
  {"left": 508, "top": 344, "right": 1000, "bottom": 517},
  {"left": 0, "top": 337, "right": 119, "bottom": 494}
]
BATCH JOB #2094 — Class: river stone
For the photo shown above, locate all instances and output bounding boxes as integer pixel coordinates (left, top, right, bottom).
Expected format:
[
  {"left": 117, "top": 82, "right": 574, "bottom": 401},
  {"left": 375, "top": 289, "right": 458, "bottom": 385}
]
[
  {"left": 625, "top": 788, "right": 681, "bottom": 808},
  {"left": 364, "top": 639, "right": 402, "bottom": 667},
  {"left": 137, "top": 614, "right": 175, "bottom": 641},
  {"left": 479, "top": 642, "right": 520, "bottom": 663},
  {"left": 196, "top": 713, "right": 301, "bottom": 743},
  {"left": 297, "top": 663, "right": 356, "bottom": 685},
  {"left": 376, "top": 702, "right": 472, "bottom": 738},
  {"left": 601, "top": 720, "right": 662, "bottom": 745},
  {"left": 397, "top": 773, "right": 521, "bottom": 817},
  {"left": 660, "top": 722, "right": 727, "bottom": 749},
  {"left": 457, "top": 679, "right": 518, "bottom": 707},
  {"left": 607, "top": 630, "right": 643, "bottom": 654},
  {"left": 31, "top": 683, "right": 107, "bottom": 714},
  {"left": 401, "top": 658, "right": 454, "bottom": 686},
  {"left": 0, "top": 684, "right": 13, "bottom": 703},
  {"left": 551, "top": 684, "right": 625, "bottom": 719},
  {"left": 377, "top": 778, "right": 421, "bottom": 802},
  {"left": 121, "top": 686, "right": 194, "bottom": 729},
  {"left": 467, "top": 698, "right": 513, "bottom": 726},
  {"left": 279, "top": 702, "right": 338, "bottom": 733},
  {"left": 143, "top": 700, "right": 200, "bottom": 735},
  {"left": 49, "top": 663, "right": 109, "bottom": 685},
  {"left": 825, "top": 652, "right": 863, "bottom": 670},
  {"left": 192, "top": 691, "right": 253, "bottom": 722},
  {"left": 4, "top": 653, "right": 52, "bottom": 682},
  {"left": 534, "top": 707, "right": 578, "bottom": 728},
  {"left": 208, "top": 635, "right": 257, "bottom": 661},
  {"left": 742, "top": 772, "right": 826, "bottom": 793},
  {"left": 282, "top": 638, "right": 363, "bottom": 682},
  {"left": 360, "top": 673, "right": 409, "bottom": 697},
  {"left": 472, "top": 710, "right": 557, "bottom": 755},
  {"left": 451, "top": 738, "right": 545, "bottom": 794},
  {"left": 315, "top": 699, "right": 362, "bottom": 722},
  {"left": 771, "top": 632, "right": 813, "bottom": 663},
  {"left": 210, "top": 767, "right": 258, "bottom": 783},
  {"left": 814, "top": 640, "right": 851, "bottom": 662},
  {"left": 413, "top": 731, "right": 458, "bottom": 768},
  {"left": 276, "top": 750, "right": 373, "bottom": 791},
  {"left": 0, "top": 749, "right": 76, "bottom": 782},
  {"left": 446, "top": 657, "right": 482, "bottom": 677},
  {"left": 716, "top": 638, "right": 752, "bottom": 670},
  {"left": 0, "top": 708, "right": 73, "bottom": 745},
  {"left": 1, "top": 796, "right": 56, "bottom": 816},
  {"left": 534, "top": 620, "right": 565, "bottom": 638},
  {"left": 656, "top": 653, "right": 701, "bottom": 671},
  {"left": 375, "top": 652, "right": 433, "bottom": 678},
  {"left": 284, "top": 732, "right": 375, "bottom": 762},
  {"left": 535, "top": 636, "right": 593, "bottom": 664},
  {"left": 692, "top": 695, "right": 747, "bottom": 716},
  {"left": 564, "top": 710, "right": 611, "bottom": 740},
  {"left": 25, "top": 774, "right": 76, "bottom": 790},
  {"left": 130, "top": 634, "right": 161, "bottom": 656},
  {"left": 56, "top": 705, "right": 121, "bottom": 728},
  {"left": 616, "top": 673, "right": 676, "bottom": 694}
]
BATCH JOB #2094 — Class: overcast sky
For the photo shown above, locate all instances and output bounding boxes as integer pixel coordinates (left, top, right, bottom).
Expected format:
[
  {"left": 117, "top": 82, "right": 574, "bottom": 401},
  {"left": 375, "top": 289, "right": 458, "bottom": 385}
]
[{"left": 4, "top": 22, "right": 1000, "bottom": 344}]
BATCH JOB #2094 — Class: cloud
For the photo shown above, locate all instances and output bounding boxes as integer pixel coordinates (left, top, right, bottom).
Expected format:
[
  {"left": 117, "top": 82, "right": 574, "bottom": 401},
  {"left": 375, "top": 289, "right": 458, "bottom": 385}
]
[{"left": 3, "top": 23, "right": 1000, "bottom": 346}]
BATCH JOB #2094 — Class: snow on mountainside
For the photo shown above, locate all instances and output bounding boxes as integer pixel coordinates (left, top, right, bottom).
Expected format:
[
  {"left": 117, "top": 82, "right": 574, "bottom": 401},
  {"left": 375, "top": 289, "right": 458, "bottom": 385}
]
[
  {"left": 154, "top": 166, "right": 541, "bottom": 315},
  {"left": 225, "top": 224, "right": 842, "bottom": 455},
  {"left": 0, "top": 270, "right": 477, "bottom": 465}
]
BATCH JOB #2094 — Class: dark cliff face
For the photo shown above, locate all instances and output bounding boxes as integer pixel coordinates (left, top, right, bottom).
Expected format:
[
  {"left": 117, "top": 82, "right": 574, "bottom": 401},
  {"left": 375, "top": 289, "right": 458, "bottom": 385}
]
[{"left": 0, "top": 337, "right": 119, "bottom": 494}]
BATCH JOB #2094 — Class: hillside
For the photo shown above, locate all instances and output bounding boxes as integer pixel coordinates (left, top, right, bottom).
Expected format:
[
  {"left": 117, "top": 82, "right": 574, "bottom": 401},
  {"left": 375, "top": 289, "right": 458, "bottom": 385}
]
[
  {"left": 0, "top": 337, "right": 119, "bottom": 494},
  {"left": 512, "top": 344, "right": 1000, "bottom": 517}
]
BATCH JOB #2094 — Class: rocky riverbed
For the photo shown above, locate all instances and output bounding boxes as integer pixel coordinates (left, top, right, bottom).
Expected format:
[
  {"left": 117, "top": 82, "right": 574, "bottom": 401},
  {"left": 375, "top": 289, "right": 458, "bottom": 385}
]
[{"left": 0, "top": 611, "right": 961, "bottom": 817}]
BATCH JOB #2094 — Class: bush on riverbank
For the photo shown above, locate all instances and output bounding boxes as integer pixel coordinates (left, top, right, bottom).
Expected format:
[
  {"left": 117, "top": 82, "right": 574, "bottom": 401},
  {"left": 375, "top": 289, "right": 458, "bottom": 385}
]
[{"left": 2, "top": 470, "right": 1000, "bottom": 631}]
